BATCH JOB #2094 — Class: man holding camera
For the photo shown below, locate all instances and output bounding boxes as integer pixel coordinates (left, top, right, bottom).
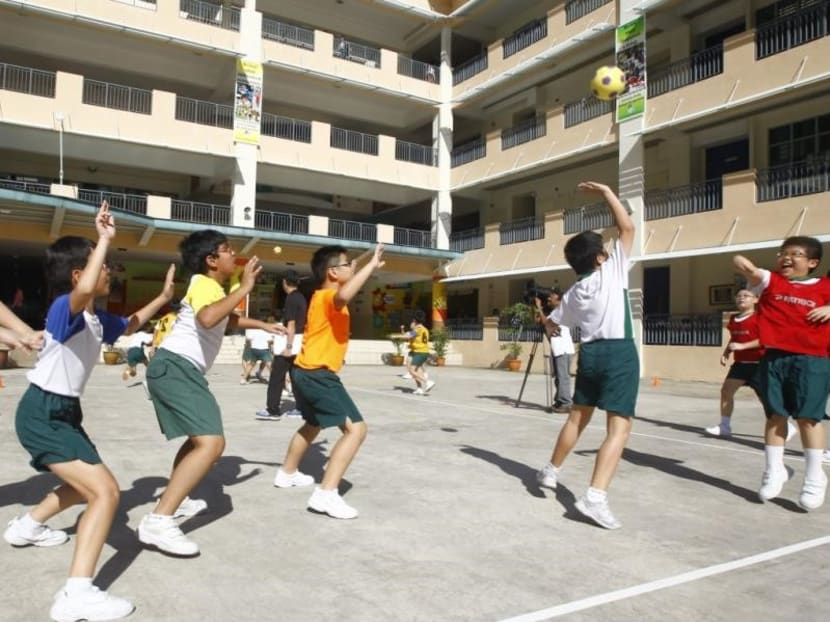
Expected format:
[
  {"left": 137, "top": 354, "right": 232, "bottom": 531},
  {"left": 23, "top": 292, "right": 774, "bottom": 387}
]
[{"left": 534, "top": 288, "right": 574, "bottom": 413}]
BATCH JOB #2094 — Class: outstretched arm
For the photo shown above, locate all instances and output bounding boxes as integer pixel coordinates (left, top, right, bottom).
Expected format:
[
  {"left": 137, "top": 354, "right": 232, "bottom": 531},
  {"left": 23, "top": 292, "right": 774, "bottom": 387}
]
[
  {"left": 335, "top": 244, "right": 385, "bottom": 309},
  {"left": 124, "top": 263, "right": 176, "bottom": 335},
  {"left": 0, "top": 302, "right": 41, "bottom": 350},
  {"left": 70, "top": 201, "right": 114, "bottom": 315},
  {"left": 733, "top": 255, "right": 764, "bottom": 288},
  {"left": 578, "top": 181, "right": 634, "bottom": 256}
]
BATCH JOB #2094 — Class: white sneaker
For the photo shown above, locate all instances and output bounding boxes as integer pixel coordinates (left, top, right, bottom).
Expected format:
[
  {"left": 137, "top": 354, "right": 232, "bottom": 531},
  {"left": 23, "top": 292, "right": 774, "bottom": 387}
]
[
  {"left": 575, "top": 495, "right": 622, "bottom": 530},
  {"left": 307, "top": 487, "right": 358, "bottom": 519},
  {"left": 536, "top": 464, "right": 558, "bottom": 490},
  {"left": 172, "top": 497, "right": 208, "bottom": 519},
  {"left": 758, "top": 465, "right": 794, "bottom": 502},
  {"left": 413, "top": 388, "right": 424, "bottom": 396},
  {"left": 137, "top": 515, "right": 199, "bottom": 556},
  {"left": 799, "top": 472, "right": 828, "bottom": 511},
  {"left": 400, "top": 373, "right": 412, "bottom": 380},
  {"left": 284, "top": 409, "right": 303, "bottom": 419},
  {"left": 786, "top": 420, "right": 798, "bottom": 442},
  {"left": 273, "top": 468, "right": 314, "bottom": 488},
  {"left": 281, "top": 389, "right": 293, "bottom": 399},
  {"left": 823, "top": 450, "right": 830, "bottom": 464},
  {"left": 705, "top": 424, "right": 731, "bottom": 437},
  {"left": 4, "top": 516, "right": 68, "bottom": 547},
  {"left": 424, "top": 380, "right": 436, "bottom": 393},
  {"left": 255, "top": 409, "right": 281, "bottom": 421},
  {"left": 50, "top": 585, "right": 134, "bottom": 622},
  {"left": 141, "top": 380, "right": 151, "bottom": 400}
]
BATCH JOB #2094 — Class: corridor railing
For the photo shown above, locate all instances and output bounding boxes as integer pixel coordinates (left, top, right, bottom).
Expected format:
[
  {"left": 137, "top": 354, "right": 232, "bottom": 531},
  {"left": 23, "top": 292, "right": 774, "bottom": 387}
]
[
  {"left": 644, "top": 179, "right": 723, "bottom": 221},
  {"left": 83, "top": 79, "right": 152, "bottom": 114},
  {"left": 330, "top": 127, "right": 379, "bottom": 155},
  {"left": 261, "top": 17, "right": 315, "bottom": 49},
  {"left": 175, "top": 96, "right": 233, "bottom": 128},
  {"left": 171, "top": 200, "right": 230, "bottom": 226},
  {"left": 261, "top": 113, "right": 311, "bottom": 143},
  {"left": 756, "top": 0, "right": 830, "bottom": 59},
  {"left": 648, "top": 44, "right": 724, "bottom": 98},
  {"left": 501, "top": 116, "right": 546, "bottom": 150},
  {"left": 643, "top": 314, "right": 723, "bottom": 346},
  {"left": 0, "top": 62, "right": 56, "bottom": 97},
  {"left": 254, "top": 210, "right": 309, "bottom": 233},
  {"left": 503, "top": 18, "right": 548, "bottom": 58},
  {"left": 499, "top": 217, "right": 544, "bottom": 245},
  {"left": 449, "top": 227, "right": 485, "bottom": 252},
  {"left": 563, "top": 201, "right": 612, "bottom": 234},
  {"left": 756, "top": 158, "right": 830, "bottom": 202},
  {"left": 179, "top": 0, "right": 240, "bottom": 31}
]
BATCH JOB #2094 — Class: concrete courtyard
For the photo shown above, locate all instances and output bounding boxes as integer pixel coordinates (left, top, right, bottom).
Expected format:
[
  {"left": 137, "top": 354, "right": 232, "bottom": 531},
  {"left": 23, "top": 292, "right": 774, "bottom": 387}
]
[{"left": 1, "top": 363, "right": 828, "bottom": 621}]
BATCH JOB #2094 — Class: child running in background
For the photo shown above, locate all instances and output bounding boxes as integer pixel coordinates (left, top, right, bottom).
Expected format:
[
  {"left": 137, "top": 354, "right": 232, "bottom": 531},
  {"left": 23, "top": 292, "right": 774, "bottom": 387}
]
[
  {"left": 734, "top": 237, "right": 830, "bottom": 510},
  {"left": 401, "top": 309, "right": 434, "bottom": 395},
  {"left": 152, "top": 300, "right": 180, "bottom": 352},
  {"left": 122, "top": 324, "right": 154, "bottom": 381},
  {"left": 274, "top": 244, "right": 385, "bottom": 519},
  {"left": 139, "top": 231, "right": 281, "bottom": 556},
  {"left": 536, "top": 181, "right": 637, "bottom": 530},
  {"left": 5, "top": 201, "right": 175, "bottom": 621}
]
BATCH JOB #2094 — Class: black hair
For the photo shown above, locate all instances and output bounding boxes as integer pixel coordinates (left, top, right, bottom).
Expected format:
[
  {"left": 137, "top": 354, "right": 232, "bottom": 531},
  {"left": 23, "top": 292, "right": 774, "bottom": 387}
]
[
  {"left": 550, "top": 287, "right": 564, "bottom": 298},
  {"left": 564, "top": 231, "right": 605, "bottom": 275},
  {"left": 283, "top": 269, "right": 300, "bottom": 287},
  {"left": 310, "top": 245, "right": 348, "bottom": 285},
  {"left": 410, "top": 309, "right": 426, "bottom": 324},
  {"left": 781, "top": 236, "right": 822, "bottom": 270},
  {"left": 45, "top": 235, "right": 95, "bottom": 298},
  {"left": 179, "top": 230, "right": 228, "bottom": 275}
]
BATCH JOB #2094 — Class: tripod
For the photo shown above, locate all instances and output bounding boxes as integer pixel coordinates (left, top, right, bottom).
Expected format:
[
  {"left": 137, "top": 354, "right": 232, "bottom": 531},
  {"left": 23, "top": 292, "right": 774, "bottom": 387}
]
[{"left": 514, "top": 330, "right": 554, "bottom": 411}]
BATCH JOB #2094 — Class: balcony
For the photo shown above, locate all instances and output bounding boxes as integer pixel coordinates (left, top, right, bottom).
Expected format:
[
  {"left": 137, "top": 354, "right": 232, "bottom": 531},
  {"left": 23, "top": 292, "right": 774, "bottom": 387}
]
[
  {"left": 261, "top": 113, "right": 311, "bottom": 143},
  {"left": 261, "top": 16, "right": 314, "bottom": 50},
  {"left": 83, "top": 79, "right": 152, "bottom": 115},
  {"left": 0, "top": 62, "right": 55, "bottom": 98},
  {"left": 254, "top": 210, "right": 309, "bottom": 234},
  {"left": 171, "top": 199, "right": 230, "bottom": 226},
  {"left": 563, "top": 97, "right": 613, "bottom": 128},
  {"left": 503, "top": 19, "right": 548, "bottom": 59},
  {"left": 330, "top": 127, "right": 379, "bottom": 155},
  {"left": 0, "top": 178, "right": 50, "bottom": 194},
  {"left": 499, "top": 218, "right": 544, "bottom": 245},
  {"left": 451, "top": 138, "right": 486, "bottom": 168},
  {"left": 756, "top": 0, "right": 830, "bottom": 60},
  {"left": 333, "top": 36, "right": 381, "bottom": 68},
  {"left": 501, "top": 116, "right": 546, "bottom": 150},
  {"left": 394, "top": 226, "right": 432, "bottom": 248},
  {"left": 648, "top": 45, "right": 724, "bottom": 98},
  {"left": 644, "top": 179, "right": 723, "bottom": 221},
  {"left": 398, "top": 57, "right": 438, "bottom": 83},
  {"left": 329, "top": 219, "right": 377, "bottom": 243},
  {"left": 565, "top": 0, "right": 613, "bottom": 25},
  {"left": 179, "top": 0, "right": 240, "bottom": 32},
  {"left": 175, "top": 96, "right": 233, "bottom": 129},
  {"left": 449, "top": 228, "right": 485, "bottom": 252},
  {"left": 395, "top": 140, "right": 436, "bottom": 166},
  {"left": 78, "top": 189, "right": 148, "bottom": 215},
  {"left": 453, "top": 53, "right": 488, "bottom": 86},
  {"left": 643, "top": 314, "right": 722, "bottom": 347},
  {"left": 756, "top": 158, "right": 830, "bottom": 202},
  {"left": 563, "top": 201, "right": 611, "bottom": 234}
]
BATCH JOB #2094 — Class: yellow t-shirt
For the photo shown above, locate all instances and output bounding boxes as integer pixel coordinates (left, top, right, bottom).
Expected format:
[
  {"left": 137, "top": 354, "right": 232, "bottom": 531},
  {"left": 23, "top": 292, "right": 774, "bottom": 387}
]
[
  {"left": 295, "top": 288, "right": 349, "bottom": 373},
  {"left": 152, "top": 311, "right": 178, "bottom": 347},
  {"left": 408, "top": 325, "right": 430, "bottom": 354}
]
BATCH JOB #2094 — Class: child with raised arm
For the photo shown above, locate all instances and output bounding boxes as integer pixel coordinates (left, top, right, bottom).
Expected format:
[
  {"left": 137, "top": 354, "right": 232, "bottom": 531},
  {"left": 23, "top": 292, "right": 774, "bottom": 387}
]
[
  {"left": 138, "top": 231, "right": 281, "bottom": 556},
  {"left": 274, "top": 244, "right": 384, "bottom": 519},
  {"left": 402, "top": 309, "right": 434, "bottom": 395},
  {"left": 734, "top": 237, "right": 830, "bottom": 509},
  {"left": 536, "top": 181, "right": 637, "bottom": 530},
  {"left": 5, "top": 201, "right": 175, "bottom": 621}
]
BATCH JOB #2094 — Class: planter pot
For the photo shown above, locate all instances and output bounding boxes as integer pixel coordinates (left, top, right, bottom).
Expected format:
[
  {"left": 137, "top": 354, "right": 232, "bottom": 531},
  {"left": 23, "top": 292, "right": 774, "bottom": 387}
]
[
  {"left": 389, "top": 354, "right": 405, "bottom": 366},
  {"left": 103, "top": 351, "right": 120, "bottom": 365},
  {"left": 433, "top": 356, "right": 446, "bottom": 367},
  {"left": 506, "top": 358, "right": 522, "bottom": 372}
]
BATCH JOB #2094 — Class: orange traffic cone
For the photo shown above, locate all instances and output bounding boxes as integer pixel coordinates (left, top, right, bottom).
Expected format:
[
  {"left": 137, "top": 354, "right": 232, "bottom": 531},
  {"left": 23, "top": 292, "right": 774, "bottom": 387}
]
[{"left": 651, "top": 376, "right": 660, "bottom": 387}]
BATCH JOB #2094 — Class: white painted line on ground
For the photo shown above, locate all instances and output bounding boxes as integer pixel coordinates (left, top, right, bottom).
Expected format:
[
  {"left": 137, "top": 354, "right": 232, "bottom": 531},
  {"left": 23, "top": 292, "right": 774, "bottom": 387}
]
[{"left": 498, "top": 534, "right": 830, "bottom": 622}]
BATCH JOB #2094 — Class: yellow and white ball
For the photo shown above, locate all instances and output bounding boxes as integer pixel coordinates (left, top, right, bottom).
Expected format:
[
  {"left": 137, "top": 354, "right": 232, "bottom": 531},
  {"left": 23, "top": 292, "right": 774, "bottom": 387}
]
[{"left": 590, "top": 66, "right": 627, "bottom": 101}]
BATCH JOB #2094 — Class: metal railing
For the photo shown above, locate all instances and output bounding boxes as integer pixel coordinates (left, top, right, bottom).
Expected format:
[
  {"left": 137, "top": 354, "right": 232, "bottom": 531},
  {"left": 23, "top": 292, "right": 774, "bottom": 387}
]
[
  {"left": 449, "top": 227, "right": 485, "bottom": 252},
  {"left": 77, "top": 189, "right": 148, "bottom": 215},
  {"left": 179, "top": 0, "right": 240, "bottom": 31},
  {"left": 394, "top": 226, "right": 432, "bottom": 248},
  {"left": 502, "top": 116, "right": 546, "bottom": 150},
  {"left": 0, "top": 62, "right": 56, "bottom": 97},
  {"left": 332, "top": 37, "right": 381, "bottom": 67},
  {"left": 563, "top": 201, "right": 612, "bottom": 234},
  {"left": 82, "top": 79, "right": 152, "bottom": 115},
  {"left": 648, "top": 45, "right": 724, "bottom": 98},
  {"left": 261, "top": 113, "right": 311, "bottom": 143},
  {"left": 503, "top": 18, "right": 548, "bottom": 58},
  {"left": 643, "top": 314, "right": 723, "bottom": 347},
  {"left": 499, "top": 217, "right": 544, "bottom": 245},
  {"left": 644, "top": 179, "right": 723, "bottom": 221},
  {"left": 395, "top": 140, "right": 437, "bottom": 166},
  {"left": 451, "top": 138, "right": 486, "bottom": 168},
  {"left": 330, "top": 127, "right": 378, "bottom": 155},
  {"left": 329, "top": 219, "right": 377, "bottom": 243},
  {"left": 564, "top": 96, "right": 613, "bottom": 128},
  {"left": 445, "top": 320, "right": 483, "bottom": 341},
  {"left": 0, "top": 178, "right": 51, "bottom": 194},
  {"left": 498, "top": 323, "right": 544, "bottom": 342},
  {"left": 254, "top": 210, "right": 309, "bottom": 233},
  {"left": 756, "top": 0, "right": 830, "bottom": 59},
  {"left": 756, "top": 158, "right": 830, "bottom": 202},
  {"left": 261, "top": 16, "right": 314, "bottom": 50},
  {"left": 397, "top": 56, "right": 439, "bottom": 82},
  {"left": 171, "top": 200, "right": 230, "bottom": 226},
  {"left": 112, "top": 0, "right": 157, "bottom": 7},
  {"left": 565, "top": 0, "right": 613, "bottom": 24},
  {"left": 452, "top": 53, "right": 488, "bottom": 85},
  {"left": 175, "top": 96, "right": 233, "bottom": 129}
]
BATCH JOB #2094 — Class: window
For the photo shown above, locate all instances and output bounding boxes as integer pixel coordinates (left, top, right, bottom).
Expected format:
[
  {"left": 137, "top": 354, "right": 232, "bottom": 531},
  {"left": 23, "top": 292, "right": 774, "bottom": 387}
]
[{"left": 768, "top": 113, "right": 830, "bottom": 167}]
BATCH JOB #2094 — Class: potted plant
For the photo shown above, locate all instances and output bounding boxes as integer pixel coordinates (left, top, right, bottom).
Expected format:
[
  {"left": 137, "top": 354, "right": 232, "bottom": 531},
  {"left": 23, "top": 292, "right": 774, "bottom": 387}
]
[
  {"left": 102, "top": 344, "right": 122, "bottom": 365},
  {"left": 388, "top": 335, "right": 405, "bottom": 366},
  {"left": 431, "top": 326, "right": 450, "bottom": 366},
  {"left": 499, "top": 302, "right": 534, "bottom": 371}
]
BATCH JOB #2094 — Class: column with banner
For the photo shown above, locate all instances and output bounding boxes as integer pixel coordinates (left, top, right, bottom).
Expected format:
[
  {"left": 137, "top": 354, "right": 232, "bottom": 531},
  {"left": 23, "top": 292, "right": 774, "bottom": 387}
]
[
  {"left": 234, "top": 59, "right": 263, "bottom": 145},
  {"left": 615, "top": 16, "right": 646, "bottom": 123}
]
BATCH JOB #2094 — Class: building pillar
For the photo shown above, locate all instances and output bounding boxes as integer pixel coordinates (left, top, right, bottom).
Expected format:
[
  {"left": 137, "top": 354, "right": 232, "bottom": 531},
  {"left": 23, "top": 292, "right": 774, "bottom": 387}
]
[
  {"left": 231, "top": 0, "right": 262, "bottom": 228},
  {"left": 431, "top": 25, "right": 453, "bottom": 251},
  {"left": 618, "top": 1, "right": 646, "bottom": 372}
]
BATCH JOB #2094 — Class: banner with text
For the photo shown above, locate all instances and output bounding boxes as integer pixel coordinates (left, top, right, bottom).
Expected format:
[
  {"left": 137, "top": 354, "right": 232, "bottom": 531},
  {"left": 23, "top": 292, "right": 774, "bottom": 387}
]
[
  {"left": 234, "top": 59, "right": 263, "bottom": 145},
  {"left": 615, "top": 16, "right": 647, "bottom": 123}
]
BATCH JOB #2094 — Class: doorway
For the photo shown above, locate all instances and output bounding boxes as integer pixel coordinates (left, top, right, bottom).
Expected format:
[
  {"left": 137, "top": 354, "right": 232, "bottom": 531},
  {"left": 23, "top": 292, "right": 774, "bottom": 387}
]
[{"left": 643, "top": 266, "right": 670, "bottom": 316}]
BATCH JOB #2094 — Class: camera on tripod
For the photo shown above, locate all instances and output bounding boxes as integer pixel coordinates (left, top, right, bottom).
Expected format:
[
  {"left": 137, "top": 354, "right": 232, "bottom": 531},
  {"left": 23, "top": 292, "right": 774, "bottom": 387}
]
[{"left": 523, "top": 285, "right": 553, "bottom": 306}]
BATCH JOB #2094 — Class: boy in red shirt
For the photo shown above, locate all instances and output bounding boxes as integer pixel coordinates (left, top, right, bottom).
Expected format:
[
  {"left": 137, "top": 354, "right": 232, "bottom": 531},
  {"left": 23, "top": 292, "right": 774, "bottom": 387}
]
[{"left": 734, "top": 236, "right": 830, "bottom": 510}]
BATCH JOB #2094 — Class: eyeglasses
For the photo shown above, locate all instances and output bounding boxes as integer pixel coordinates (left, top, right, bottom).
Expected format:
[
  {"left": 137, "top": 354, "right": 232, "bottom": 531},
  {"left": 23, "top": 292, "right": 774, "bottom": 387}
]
[
  {"left": 214, "top": 245, "right": 234, "bottom": 255},
  {"left": 331, "top": 261, "right": 352, "bottom": 269},
  {"left": 776, "top": 250, "right": 808, "bottom": 259}
]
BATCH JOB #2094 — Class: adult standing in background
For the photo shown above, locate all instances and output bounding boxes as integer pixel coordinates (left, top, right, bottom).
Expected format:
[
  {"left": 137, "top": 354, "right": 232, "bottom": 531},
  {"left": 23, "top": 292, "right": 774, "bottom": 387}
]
[{"left": 256, "top": 270, "right": 307, "bottom": 420}]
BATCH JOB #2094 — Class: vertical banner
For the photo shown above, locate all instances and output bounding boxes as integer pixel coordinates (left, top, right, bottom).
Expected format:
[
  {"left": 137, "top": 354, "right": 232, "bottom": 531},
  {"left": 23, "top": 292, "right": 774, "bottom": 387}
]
[
  {"left": 615, "top": 16, "right": 647, "bottom": 123},
  {"left": 234, "top": 59, "right": 263, "bottom": 145}
]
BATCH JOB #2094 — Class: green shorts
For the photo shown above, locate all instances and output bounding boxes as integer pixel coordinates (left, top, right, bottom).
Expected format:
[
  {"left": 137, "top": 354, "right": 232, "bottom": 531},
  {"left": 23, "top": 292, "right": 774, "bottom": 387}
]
[
  {"left": 242, "top": 344, "right": 253, "bottom": 362},
  {"left": 15, "top": 384, "right": 102, "bottom": 472},
  {"left": 126, "top": 346, "right": 148, "bottom": 367},
  {"left": 759, "top": 350, "right": 830, "bottom": 421},
  {"left": 409, "top": 352, "right": 430, "bottom": 368},
  {"left": 573, "top": 339, "right": 639, "bottom": 417},
  {"left": 146, "top": 349, "right": 224, "bottom": 440},
  {"left": 248, "top": 348, "right": 271, "bottom": 363},
  {"left": 292, "top": 367, "right": 363, "bottom": 429}
]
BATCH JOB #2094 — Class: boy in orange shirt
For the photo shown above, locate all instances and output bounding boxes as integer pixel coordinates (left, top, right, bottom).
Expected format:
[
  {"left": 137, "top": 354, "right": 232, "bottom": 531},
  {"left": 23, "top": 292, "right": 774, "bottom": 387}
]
[{"left": 274, "top": 243, "right": 385, "bottom": 519}]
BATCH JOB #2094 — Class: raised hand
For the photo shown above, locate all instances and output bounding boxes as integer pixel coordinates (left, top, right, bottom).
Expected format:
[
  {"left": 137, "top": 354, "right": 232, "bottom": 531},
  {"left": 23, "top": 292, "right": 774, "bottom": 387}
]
[
  {"left": 160, "top": 263, "right": 176, "bottom": 301},
  {"left": 578, "top": 181, "right": 612, "bottom": 195},
  {"left": 95, "top": 200, "right": 116, "bottom": 240},
  {"left": 370, "top": 243, "right": 385, "bottom": 271},
  {"left": 240, "top": 256, "right": 262, "bottom": 291}
]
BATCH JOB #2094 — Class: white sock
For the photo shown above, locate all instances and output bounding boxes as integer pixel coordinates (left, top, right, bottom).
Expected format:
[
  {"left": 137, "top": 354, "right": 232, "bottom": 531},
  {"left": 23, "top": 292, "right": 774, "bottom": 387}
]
[
  {"left": 720, "top": 416, "right": 731, "bottom": 430},
  {"left": 317, "top": 487, "right": 337, "bottom": 496},
  {"left": 64, "top": 577, "right": 93, "bottom": 595},
  {"left": 547, "top": 462, "right": 560, "bottom": 473},
  {"left": 764, "top": 445, "right": 785, "bottom": 473},
  {"left": 19, "top": 512, "right": 42, "bottom": 533},
  {"left": 804, "top": 449, "right": 826, "bottom": 482},
  {"left": 586, "top": 487, "right": 607, "bottom": 503}
]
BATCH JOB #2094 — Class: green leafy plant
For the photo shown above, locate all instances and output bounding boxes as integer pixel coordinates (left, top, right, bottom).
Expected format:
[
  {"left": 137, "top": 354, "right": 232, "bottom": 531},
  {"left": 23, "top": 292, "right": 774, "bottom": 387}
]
[
  {"left": 390, "top": 336, "right": 405, "bottom": 356},
  {"left": 431, "top": 326, "right": 450, "bottom": 358},
  {"left": 499, "top": 302, "right": 535, "bottom": 360}
]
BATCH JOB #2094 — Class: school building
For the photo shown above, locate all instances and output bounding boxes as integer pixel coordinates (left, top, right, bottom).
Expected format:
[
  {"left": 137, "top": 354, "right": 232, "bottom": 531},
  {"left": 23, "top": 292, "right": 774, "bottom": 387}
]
[{"left": 0, "top": 0, "right": 828, "bottom": 380}]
